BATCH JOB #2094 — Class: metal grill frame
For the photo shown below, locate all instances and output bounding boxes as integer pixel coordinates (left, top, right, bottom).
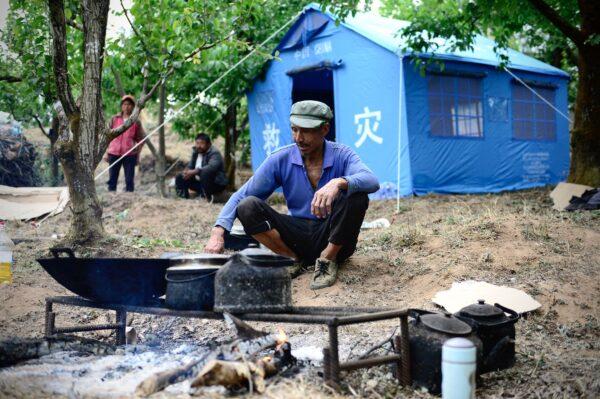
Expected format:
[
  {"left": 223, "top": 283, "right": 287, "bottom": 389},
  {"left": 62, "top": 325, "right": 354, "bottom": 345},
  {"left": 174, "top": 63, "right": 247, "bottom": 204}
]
[{"left": 44, "top": 295, "right": 411, "bottom": 389}]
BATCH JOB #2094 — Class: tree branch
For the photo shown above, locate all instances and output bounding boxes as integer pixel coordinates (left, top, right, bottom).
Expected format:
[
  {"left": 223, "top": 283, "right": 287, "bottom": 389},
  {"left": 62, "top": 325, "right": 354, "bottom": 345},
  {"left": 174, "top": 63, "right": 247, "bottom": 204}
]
[
  {"left": 33, "top": 115, "right": 50, "bottom": 140},
  {"left": 110, "top": 64, "right": 126, "bottom": 96},
  {"left": 120, "top": 0, "right": 153, "bottom": 57},
  {"left": 66, "top": 19, "right": 83, "bottom": 31},
  {"left": 106, "top": 32, "right": 231, "bottom": 141},
  {"left": 47, "top": 0, "right": 78, "bottom": 117},
  {"left": 0, "top": 75, "right": 22, "bottom": 83},
  {"left": 145, "top": 136, "right": 159, "bottom": 159},
  {"left": 526, "top": 0, "right": 586, "bottom": 46}
]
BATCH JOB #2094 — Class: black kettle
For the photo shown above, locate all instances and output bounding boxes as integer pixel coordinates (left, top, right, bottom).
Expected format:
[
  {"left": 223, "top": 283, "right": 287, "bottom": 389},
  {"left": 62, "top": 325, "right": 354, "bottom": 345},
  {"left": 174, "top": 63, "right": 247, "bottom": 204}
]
[
  {"left": 454, "top": 300, "right": 519, "bottom": 373},
  {"left": 214, "top": 248, "right": 294, "bottom": 313},
  {"left": 408, "top": 309, "right": 483, "bottom": 395}
]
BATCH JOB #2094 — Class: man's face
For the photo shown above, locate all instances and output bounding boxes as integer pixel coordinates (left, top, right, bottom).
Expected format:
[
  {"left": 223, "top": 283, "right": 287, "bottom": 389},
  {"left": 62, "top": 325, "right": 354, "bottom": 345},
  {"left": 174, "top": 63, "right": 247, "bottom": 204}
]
[
  {"left": 121, "top": 100, "right": 134, "bottom": 115},
  {"left": 292, "top": 123, "right": 329, "bottom": 157},
  {"left": 195, "top": 139, "right": 210, "bottom": 154}
]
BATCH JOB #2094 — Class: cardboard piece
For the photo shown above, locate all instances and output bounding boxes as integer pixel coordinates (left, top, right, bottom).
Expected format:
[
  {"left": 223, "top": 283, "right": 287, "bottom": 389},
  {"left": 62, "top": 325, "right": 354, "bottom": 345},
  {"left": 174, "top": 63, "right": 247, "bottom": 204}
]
[
  {"left": 0, "top": 185, "right": 69, "bottom": 221},
  {"left": 550, "top": 182, "right": 593, "bottom": 211},
  {"left": 432, "top": 280, "right": 541, "bottom": 314}
]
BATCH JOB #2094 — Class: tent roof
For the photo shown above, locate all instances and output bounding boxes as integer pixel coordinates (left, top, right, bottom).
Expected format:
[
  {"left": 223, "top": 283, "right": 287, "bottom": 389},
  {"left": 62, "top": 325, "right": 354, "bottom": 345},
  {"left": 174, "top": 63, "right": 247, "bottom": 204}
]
[{"left": 300, "top": 4, "right": 569, "bottom": 78}]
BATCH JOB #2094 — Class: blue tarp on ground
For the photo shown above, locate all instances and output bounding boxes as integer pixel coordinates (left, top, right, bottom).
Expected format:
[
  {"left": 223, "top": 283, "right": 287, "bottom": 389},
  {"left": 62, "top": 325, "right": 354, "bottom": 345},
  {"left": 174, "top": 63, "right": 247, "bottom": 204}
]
[{"left": 247, "top": 4, "right": 570, "bottom": 198}]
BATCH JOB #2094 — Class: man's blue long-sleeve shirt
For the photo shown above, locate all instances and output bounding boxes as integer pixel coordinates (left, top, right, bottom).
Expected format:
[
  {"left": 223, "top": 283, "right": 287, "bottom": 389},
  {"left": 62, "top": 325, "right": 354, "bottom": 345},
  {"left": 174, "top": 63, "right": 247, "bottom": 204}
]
[{"left": 215, "top": 140, "right": 380, "bottom": 231}]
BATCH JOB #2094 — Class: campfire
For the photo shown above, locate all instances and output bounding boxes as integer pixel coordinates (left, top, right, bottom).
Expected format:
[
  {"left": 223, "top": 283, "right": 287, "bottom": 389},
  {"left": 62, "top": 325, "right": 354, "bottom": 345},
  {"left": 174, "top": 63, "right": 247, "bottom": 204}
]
[
  {"left": 0, "top": 296, "right": 413, "bottom": 397},
  {"left": 136, "top": 315, "right": 297, "bottom": 395}
]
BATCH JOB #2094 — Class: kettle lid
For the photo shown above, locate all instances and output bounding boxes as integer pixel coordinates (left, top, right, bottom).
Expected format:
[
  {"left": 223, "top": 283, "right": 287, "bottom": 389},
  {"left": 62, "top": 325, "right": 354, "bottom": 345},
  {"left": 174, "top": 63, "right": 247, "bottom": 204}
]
[
  {"left": 421, "top": 313, "right": 472, "bottom": 335},
  {"left": 240, "top": 248, "right": 294, "bottom": 267},
  {"left": 458, "top": 299, "right": 504, "bottom": 318}
]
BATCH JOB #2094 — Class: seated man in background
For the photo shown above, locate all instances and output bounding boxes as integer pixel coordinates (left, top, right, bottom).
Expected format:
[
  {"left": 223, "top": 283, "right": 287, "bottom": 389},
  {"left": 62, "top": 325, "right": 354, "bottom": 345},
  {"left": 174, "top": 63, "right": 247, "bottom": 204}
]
[
  {"left": 205, "top": 100, "right": 379, "bottom": 289},
  {"left": 175, "top": 133, "right": 228, "bottom": 200}
]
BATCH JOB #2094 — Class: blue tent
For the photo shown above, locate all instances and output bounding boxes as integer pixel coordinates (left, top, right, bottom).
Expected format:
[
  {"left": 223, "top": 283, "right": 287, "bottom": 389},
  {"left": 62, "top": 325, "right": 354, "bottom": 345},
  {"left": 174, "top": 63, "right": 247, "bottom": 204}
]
[{"left": 247, "top": 5, "right": 570, "bottom": 199}]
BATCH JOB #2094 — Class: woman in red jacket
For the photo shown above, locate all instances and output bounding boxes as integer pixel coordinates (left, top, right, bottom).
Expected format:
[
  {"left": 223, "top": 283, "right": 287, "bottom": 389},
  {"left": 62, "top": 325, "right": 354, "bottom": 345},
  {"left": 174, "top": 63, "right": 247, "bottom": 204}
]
[{"left": 106, "top": 95, "right": 145, "bottom": 192}]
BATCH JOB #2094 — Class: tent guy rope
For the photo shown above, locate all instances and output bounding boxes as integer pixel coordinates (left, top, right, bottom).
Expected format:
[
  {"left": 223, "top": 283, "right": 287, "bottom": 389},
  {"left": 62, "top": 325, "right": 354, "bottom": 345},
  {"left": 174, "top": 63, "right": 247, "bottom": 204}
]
[{"left": 503, "top": 67, "right": 572, "bottom": 124}]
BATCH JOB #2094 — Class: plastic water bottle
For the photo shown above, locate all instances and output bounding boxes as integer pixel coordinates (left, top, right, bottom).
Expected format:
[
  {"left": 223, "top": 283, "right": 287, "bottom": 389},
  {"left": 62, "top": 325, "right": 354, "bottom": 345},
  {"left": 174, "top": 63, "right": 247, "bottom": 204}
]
[
  {"left": 0, "top": 221, "right": 14, "bottom": 284},
  {"left": 442, "top": 338, "right": 476, "bottom": 399}
]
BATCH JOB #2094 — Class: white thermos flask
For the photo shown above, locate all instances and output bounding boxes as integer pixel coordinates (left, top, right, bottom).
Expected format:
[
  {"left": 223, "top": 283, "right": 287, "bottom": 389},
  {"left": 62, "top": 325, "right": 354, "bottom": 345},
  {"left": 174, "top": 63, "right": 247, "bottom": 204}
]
[{"left": 442, "top": 337, "right": 476, "bottom": 399}]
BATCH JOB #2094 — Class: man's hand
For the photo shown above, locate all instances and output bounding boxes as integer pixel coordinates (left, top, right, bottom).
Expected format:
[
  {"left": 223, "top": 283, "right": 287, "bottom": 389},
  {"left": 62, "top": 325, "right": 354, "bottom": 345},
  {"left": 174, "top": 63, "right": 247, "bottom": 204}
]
[
  {"left": 183, "top": 169, "right": 197, "bottom": 181},
  {"left": 311, "top": 178, "right": 347, "bottom": 218},
  {"left": 205, "top": 226, "right": 226, "bottom": 253}
]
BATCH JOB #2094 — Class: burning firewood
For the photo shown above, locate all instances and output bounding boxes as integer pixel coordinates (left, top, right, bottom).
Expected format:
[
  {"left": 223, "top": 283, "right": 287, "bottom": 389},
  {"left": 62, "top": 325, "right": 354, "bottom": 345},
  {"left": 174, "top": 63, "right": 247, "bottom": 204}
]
[
  {"left": 134, "top": 314, "right": 291, "bottom": 397},
  {"left": 190, "top": 359, "right": 266, "bottom": 393},
  {"left": 190, "top": 338, "right": 295, "bottom": 394}
]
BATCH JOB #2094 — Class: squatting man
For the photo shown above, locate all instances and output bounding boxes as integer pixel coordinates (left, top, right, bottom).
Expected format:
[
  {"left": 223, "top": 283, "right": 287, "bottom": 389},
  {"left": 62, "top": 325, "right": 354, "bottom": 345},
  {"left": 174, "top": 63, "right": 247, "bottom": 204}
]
[{"left": 205, "top": 100, "right": 379, "bottom": 289}]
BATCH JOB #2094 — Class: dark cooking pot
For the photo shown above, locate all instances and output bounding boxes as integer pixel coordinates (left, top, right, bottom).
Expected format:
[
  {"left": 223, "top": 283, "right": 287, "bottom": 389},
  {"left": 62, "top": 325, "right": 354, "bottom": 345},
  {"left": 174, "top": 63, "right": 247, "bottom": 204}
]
[
  {"left": 214, "top": 248, "right": 294, "bottom": 313},
  {"left": 165, "top": 254, "right": 230, "bottom": 311},
  {"left": 408, "top": 309, "right": 483, "bottom": 395},
  {"left": 455, "top": 300, "right": 519, "bottom": 373}
]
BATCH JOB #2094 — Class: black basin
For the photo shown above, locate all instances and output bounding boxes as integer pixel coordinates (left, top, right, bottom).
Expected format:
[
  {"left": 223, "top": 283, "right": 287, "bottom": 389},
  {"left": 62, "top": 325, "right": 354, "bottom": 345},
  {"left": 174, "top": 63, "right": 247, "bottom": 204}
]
[{"left": 37, "top": 248, "right": 170, "bottom": 305}]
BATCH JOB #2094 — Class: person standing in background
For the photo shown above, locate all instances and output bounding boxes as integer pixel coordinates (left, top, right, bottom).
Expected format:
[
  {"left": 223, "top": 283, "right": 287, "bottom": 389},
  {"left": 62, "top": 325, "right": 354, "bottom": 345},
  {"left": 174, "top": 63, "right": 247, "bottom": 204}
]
[{"left": 105, "top": 95, "right": 146, "bottom": 192}]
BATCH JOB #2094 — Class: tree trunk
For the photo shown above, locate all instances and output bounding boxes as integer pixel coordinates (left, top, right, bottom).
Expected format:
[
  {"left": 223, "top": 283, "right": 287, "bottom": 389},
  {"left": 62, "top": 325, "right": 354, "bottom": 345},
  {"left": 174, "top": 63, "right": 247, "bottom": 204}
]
[
  {"left": 49, "top": 0, "right": 110, "bottom": 244},
  {"left": 224, "top": 102, "right": 238, "bottom": 190},
  {"left": 49, "top": 116, "right": 61, "bottom": 186},
  {"left": 63, "top": 0, "right": 109, "bottom": 243},
  {"left": 50, "top": 144, "right": 60, "bottom": 186},
  {"left": 568, "top": 4, "right": 600, "bottom": 186},
  {"left": 59, "top": 145, "right": 104, "bottom": 243},
  {"left": 157, "top": 82, "right": 167, "bottom": 196}
]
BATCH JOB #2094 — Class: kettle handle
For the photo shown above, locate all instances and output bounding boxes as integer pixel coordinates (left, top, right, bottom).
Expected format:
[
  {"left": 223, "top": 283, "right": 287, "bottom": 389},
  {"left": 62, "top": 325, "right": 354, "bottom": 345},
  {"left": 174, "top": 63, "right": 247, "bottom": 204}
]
[
  {"left": 408, "top": 308, "right": 435, "bottom": 321},
  {"left": 487, "top": 303, "right": 520, "bottom": 326}
]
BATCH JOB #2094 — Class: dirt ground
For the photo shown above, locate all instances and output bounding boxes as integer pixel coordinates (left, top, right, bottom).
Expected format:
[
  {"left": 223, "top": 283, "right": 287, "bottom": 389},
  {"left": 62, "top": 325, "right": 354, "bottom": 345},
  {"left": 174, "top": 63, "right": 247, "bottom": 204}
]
[{"left": 0, "top": 132, "right": 599, "bottom": 398}]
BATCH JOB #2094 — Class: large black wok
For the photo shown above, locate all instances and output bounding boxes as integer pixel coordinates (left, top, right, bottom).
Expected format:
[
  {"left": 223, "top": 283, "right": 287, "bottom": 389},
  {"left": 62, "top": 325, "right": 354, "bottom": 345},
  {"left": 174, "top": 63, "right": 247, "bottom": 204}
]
[{"left": 37, "top": 248, "right": 170, "bottom": 305}]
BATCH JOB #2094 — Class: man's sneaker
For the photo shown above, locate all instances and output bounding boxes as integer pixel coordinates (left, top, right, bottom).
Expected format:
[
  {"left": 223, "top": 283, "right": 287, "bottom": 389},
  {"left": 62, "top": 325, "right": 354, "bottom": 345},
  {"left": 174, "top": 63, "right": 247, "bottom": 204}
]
[
  {"left": 287, "top": 261, "right": 305, "bottom": 279},
  {"left": 310, "top": 258, "right": 338, "bottom": 290},
  {"left": 176, "top": 188, "right": 188, "bottom": 199}
]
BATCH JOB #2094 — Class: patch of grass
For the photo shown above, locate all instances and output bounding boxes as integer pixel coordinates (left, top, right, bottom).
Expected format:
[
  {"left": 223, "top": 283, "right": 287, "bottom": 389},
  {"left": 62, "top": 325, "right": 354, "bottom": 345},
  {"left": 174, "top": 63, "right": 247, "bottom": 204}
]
[
  {"left": 266, "top": 193, "right": 286, "bottom": 205},
  {"left": 395, "top": 226, "right": 426, "bottom": 248},
  {"left": 469, "top": 220, "right": 501, "bottom": 240},
  {"left": 443, "top": 234, "right": 464, "bottom": 249},
  {"left": 374, "top": 231, "right": 394, "bottom": 247},
  {"left": 390, "top": 256, "right": 405, "bottom": 268},
  {"left": 339, "top": 273, "right": 363, "bottom": 285},
  {"left": 567, "top": 210, "right": 600, "bottom": 226},
  {"left": 126, "top": 237, "right": 200, "bottom": 250},
  {"left": 404, "top": 260, "right": 431, "bottom": 278},
  {"left": 444, "top": 214, "right": 460, "bottom": 225},
  {"left": 521, "top": 222, "right": 551, "bottom": 241}
]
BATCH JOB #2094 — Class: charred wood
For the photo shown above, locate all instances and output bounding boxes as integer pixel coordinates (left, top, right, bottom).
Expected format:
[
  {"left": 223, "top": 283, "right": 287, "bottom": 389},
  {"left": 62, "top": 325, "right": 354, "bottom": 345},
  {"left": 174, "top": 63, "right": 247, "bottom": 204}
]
[
  {"left": 0, "top": 336, "right": 114, "bottom": 367},
  {"left": 135, "top": 314, "right": 280, "bottom": 396}
]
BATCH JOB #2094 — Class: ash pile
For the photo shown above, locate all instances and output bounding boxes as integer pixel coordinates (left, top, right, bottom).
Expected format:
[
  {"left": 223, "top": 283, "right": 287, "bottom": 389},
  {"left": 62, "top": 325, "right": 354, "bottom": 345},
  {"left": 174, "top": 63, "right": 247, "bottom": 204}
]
[{"left": 0, "top": 133, "right": 40, "bottom": 187}]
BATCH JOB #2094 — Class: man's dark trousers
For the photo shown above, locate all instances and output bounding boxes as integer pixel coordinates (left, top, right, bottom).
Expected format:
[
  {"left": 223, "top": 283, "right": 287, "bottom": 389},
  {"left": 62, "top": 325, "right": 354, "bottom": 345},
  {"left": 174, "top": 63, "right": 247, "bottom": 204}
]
[
  {"left": 107, "top": 154, "right": 137, "bottom": 192},
  {"left": 175, "top": 172, "right": 226, "bottom": 199},
  {"left": 236, "top": 193, "right": 369, "bottom": 265}
]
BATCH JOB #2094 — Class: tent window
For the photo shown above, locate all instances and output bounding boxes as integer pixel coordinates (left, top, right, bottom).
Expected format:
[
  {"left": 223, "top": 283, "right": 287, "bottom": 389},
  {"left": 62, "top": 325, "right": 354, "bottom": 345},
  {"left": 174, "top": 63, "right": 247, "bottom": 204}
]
[
  {"left": 511, "top": 83, "right": 556, "bottom": 141},
  {"left": 427, "top": 75, "right": 483, "bottom": 138}
]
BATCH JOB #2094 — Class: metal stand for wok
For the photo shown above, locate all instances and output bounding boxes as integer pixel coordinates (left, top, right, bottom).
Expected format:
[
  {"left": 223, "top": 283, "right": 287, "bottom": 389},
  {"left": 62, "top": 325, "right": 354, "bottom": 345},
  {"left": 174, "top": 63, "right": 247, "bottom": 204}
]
[{"left": 44, "top": 295, "right": 411, "bottom": 389}]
